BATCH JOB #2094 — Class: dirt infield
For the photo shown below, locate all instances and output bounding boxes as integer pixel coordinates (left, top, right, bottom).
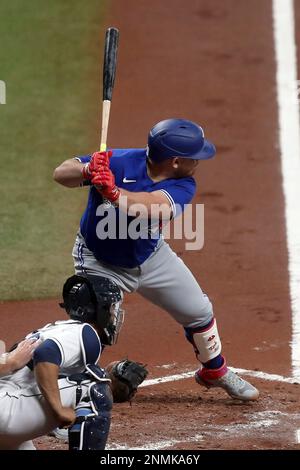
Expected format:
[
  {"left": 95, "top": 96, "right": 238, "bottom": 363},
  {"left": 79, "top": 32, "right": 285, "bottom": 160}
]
[
  {"left": 1, "top": 0, "right": 300, "bottom": 450},
  {"left": 2, "top": 299, "right": 299, "bottom": 450}
]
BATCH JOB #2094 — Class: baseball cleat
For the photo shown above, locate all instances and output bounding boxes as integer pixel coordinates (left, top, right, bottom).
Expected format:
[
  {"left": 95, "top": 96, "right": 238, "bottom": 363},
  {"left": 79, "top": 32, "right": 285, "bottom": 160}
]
[
  {"left": 195, "top": 362, "right": 259, "bottom": 401},
  {"left": 49, "top": 427, "right": 69, "bottom": 441}
]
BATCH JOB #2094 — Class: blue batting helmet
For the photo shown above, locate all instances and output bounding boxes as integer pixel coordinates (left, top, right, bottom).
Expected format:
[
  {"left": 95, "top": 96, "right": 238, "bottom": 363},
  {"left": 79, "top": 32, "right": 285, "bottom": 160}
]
[{"left": 147, "top": 118, "right": 216, "bottom": 162}]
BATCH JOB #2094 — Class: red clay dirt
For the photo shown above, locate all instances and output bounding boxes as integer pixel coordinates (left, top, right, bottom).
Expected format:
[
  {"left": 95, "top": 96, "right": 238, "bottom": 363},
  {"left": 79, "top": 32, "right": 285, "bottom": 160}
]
[{"left": 1, "top": 0, "right": 300, "bottom": 450}]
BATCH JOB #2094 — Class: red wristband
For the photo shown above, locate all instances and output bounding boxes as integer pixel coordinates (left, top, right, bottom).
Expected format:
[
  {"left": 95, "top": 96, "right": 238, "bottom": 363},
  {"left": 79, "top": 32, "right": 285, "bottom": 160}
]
[
  {"left": 82, "top": 163, "right": 92, "bottom": 180},
  {"left": 102, "top": 185, "right": 121, "bottom": 202}
]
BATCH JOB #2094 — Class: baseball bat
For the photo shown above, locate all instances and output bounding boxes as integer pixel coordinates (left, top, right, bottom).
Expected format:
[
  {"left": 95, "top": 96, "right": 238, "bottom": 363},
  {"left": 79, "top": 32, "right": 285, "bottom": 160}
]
[{"left": 100, "top": 27, "right": 119, "bottom": 152}]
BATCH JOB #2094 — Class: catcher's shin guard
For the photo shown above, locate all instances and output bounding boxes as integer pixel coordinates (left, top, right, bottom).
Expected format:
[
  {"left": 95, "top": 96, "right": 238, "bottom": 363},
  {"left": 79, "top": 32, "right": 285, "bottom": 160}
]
[
  {"left": 69, "top": 381, "right": 113, "bottom": 450},
  {"left": 184, "top": 318, "right": 221, "bottom": 363}
]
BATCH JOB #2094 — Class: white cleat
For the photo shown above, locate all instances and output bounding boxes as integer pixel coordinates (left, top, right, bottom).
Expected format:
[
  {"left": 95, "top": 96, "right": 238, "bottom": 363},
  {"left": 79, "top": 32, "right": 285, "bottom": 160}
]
[
  {"left": 195, "top": 363, "right": 259, "bottom": 401},
  {"left": 49, "top": 427, "right": 69, "bottom": 441}
]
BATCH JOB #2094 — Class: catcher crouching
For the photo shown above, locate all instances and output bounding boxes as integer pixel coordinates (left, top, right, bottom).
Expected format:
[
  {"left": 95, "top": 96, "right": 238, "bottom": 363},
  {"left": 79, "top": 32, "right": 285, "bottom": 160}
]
[{"left": 0, "top": 275, "right": 147, "bottom": 450}]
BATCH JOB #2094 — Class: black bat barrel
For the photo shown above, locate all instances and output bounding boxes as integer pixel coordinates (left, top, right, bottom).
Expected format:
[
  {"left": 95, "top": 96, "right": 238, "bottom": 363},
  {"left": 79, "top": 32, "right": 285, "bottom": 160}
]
[{"left": 103, "top": 27, "right": 119, "bottom": 101}]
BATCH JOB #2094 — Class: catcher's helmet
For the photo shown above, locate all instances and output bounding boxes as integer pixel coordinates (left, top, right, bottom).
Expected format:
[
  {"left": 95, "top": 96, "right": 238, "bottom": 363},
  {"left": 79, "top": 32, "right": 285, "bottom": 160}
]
[
  {"left": 61, "top": 275, "right": 124, "bottom": 346},
  {"left": 147, "top": 118, "right": 216, "bottom": 162}
]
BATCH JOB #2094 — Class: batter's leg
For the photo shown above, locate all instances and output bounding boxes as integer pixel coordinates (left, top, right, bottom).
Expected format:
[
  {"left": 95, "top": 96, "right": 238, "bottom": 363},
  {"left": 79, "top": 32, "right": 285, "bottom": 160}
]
[
  {"left": 138, "top": 241, "right": 213, "bottom": 327},
  {"left": 72, "top": 231, "right": 139, "bottom": 293},
  {"left": 138, "top": 241, "right": 259, "bottom": 401}
]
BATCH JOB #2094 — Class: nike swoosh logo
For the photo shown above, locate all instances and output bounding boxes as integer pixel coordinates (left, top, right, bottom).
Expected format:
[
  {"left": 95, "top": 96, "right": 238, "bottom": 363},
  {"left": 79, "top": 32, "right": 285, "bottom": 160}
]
[{"left": 123, "top": 177, "right": 136, "bottom": 183}]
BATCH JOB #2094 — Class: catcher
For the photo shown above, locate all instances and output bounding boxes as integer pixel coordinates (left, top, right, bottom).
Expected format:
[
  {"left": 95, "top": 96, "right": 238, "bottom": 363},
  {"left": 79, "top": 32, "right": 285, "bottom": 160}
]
[{"left": 0, "top": 275, "right": 147, "bottom": 450}]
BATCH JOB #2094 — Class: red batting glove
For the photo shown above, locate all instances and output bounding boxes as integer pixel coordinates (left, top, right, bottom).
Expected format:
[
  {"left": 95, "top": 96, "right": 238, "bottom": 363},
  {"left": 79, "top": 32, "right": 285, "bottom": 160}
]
[
  {"left": 82, "top": 150, "right": 112, "bottom": 180},
  {"left": 91, "top": 167, "right": 120, "bottom": 202}
]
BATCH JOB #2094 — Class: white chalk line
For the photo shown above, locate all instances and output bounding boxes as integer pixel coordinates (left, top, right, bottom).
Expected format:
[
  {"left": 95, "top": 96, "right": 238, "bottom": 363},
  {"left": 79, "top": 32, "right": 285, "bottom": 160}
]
[
  {"left": 272, "top": 0, "right": 300, "bottom": 377},
  {"left": 108, "top": 434, "right": 204, "bottom": 451},
  {"left": 140, "top": 366, "right": 300, "bottom": 388},
  {"left": 108, "top": 367, "right": 299, "bottom": 449},
  {"left": 108, "top": 410, "right": 300, "bottom": 450}
]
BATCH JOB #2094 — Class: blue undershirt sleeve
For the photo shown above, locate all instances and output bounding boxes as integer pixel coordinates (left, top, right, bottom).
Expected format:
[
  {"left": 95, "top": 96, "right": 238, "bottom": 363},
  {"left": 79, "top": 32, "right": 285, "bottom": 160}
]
[
  {"left": 158, "top": 177, "right": 197, "bottom": 217},
  {"left": 33, "top": 339, "right": 62, "bottom": 366},
  {"left": 74, "top": 155, "right": 91, "bottom": 163},
  {"left": 81, "top": 324, "right": 102, "bottom": 365}
]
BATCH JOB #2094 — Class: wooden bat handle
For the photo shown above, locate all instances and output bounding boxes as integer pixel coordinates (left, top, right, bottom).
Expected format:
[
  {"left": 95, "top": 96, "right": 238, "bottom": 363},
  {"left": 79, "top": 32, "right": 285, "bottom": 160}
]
[{"left": 100, "top": 99, "right": 111, "bottom": 152}]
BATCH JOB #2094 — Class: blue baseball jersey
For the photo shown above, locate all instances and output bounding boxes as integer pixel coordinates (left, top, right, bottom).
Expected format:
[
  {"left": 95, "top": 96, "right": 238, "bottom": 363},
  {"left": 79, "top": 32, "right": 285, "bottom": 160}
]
[{"left": 76, "top": 148, "right": 196, "bottom": 268}]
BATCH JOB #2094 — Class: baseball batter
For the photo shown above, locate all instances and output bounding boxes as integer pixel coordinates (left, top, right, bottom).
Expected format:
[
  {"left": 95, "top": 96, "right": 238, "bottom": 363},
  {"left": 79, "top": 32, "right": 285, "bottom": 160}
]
[
  {"left": 54, "top": 118, "right": 259, "bottom": 401},
  {"left": 0, "top": 275, "right": 123, "bottom": 450}
]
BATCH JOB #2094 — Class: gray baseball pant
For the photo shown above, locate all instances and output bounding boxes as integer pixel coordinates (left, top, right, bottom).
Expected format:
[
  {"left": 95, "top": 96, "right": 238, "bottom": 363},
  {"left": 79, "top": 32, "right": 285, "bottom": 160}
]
[{"left": 72, "top": 232, "right": 213, "bottom": 329}]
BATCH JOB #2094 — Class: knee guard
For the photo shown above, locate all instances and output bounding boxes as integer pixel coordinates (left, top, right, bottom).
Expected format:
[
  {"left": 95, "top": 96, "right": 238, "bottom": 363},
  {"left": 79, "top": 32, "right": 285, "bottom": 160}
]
[
  {"left": 184, "top": 318, "right": 222, "bottom": 363},
  {"left": 69, "top": 381, "right": 113, "bottom": 450}
]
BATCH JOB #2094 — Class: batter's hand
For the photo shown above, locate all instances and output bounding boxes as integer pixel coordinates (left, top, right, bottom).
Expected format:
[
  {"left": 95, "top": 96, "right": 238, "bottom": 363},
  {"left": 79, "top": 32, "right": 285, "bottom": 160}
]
[
  {"left": 82, "top": 150, "right": 112, "bottom": 180},
  {"left": 92, "top": 167, "right": 120, "bottom": 202}
]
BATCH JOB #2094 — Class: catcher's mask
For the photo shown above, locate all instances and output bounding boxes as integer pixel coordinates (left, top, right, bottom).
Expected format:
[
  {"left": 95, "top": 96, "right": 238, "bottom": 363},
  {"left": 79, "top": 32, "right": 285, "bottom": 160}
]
[{"left": 61, "top": 275, "right": 124, "bottom": 346}]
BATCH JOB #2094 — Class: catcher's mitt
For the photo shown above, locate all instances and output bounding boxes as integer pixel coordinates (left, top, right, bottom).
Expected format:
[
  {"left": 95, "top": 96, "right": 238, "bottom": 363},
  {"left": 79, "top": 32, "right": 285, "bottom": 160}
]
[{"left": 105, "top": 359, "right": 148, "bottom": 403}]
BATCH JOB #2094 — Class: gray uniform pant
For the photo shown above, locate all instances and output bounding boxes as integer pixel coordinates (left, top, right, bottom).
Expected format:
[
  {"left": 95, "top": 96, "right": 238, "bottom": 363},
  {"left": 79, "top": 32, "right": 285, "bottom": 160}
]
[{"left": 73, "top": 233, "right": 213, "bottom": 329}]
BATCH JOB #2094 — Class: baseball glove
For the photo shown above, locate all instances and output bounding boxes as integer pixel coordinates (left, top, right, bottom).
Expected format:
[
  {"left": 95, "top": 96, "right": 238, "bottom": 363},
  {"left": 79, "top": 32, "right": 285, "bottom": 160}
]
[{"left": 105, "top": 359, "right": 148, "bottom": 403}]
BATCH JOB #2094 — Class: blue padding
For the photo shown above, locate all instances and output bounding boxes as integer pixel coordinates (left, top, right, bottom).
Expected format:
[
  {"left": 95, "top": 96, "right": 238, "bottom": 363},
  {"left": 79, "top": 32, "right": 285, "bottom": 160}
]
[
  {"left": 69, "top": 383, "right": 112, "bottom": 450},
  {"left": 33, "top": 339, "right": 62, "bottom": 366},
  {"left": 82, "top": 324, "right": 101, "bottom": 365}
]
